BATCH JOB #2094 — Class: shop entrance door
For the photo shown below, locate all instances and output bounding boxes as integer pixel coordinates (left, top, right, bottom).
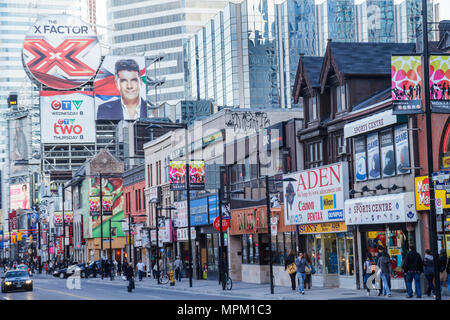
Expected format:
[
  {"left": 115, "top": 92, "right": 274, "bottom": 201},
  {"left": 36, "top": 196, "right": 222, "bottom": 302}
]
[{"left": 323, "top": 233, "right": 339, "bottom": 288}]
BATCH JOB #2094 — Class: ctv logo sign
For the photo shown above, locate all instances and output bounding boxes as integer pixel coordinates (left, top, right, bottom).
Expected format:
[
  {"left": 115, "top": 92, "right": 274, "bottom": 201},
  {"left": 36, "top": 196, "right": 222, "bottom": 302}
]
[
  {"left": 54, "top": 119, "right": 83, "bottom": 135},
  {"left": 51, "top": 99, "right": 83, "bottom": 111}
]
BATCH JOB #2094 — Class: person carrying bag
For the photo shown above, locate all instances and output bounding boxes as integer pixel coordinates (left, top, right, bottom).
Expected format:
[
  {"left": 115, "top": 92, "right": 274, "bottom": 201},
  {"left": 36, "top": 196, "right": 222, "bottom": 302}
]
[{"left": 285, "top": 251, "right": 297, "bottom": 291}]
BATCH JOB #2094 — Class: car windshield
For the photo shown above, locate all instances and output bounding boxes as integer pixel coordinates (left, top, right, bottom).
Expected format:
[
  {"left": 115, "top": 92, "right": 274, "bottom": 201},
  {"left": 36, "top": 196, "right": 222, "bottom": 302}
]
[{"left": 6, "top": 271, "right": 28, "bottom": 278}]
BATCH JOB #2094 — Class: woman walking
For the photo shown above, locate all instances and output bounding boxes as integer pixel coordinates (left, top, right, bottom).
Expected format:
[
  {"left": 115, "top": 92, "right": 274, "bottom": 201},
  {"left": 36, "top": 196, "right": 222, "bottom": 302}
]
[
  {"left": 377, "top": 250, "right": 392, "bottom": 297},
  {"left": 284, "top": 250, "right": 296, "bottom": 291},
  {"left": 304, "top": 253, "right": 312, "bottom": 289}
]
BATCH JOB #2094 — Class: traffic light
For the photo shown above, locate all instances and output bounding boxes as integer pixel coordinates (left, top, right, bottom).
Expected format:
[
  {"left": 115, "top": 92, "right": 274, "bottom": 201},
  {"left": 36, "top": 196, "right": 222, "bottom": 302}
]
[{"left": 7, "top": 93, "right": 17, "bottom": 109}]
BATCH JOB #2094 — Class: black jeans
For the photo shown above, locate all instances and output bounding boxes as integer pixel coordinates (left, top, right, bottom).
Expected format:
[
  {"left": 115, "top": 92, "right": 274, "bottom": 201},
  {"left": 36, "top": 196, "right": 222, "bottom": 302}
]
[
  {"left": 305, "top": 274, "right": 312, "bottom": 289},
  {"left": 127, "top": 279, "right": 134, "bottom": 292},
  {"left": 289, "top": 273, "right": 296, "bottom": 290}
]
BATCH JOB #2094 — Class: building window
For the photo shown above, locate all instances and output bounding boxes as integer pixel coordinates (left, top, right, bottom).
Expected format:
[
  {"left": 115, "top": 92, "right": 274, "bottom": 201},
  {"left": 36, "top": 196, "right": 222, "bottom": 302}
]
[
  {"left": 308, "top": 96, "right": 317, "bottom": 122},
  {"left": 306, "top": 141, "right": 323, "bottom": 168},
  {"left": 143, "top": 189, "right": 146, "bottom": 210},
  {"left": 149, "top": 164, "right": 153, "bottom": 187},
  {"left": 352, "top": 123, "right": 410, "bottom": 182},
  {"left": 336, "top": 85, "right": 346, "bottom": 113}
]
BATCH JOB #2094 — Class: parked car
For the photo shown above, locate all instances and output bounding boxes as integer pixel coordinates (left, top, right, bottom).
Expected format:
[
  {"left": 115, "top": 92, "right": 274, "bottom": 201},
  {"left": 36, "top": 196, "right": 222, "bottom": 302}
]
[
  {"left": 1, "top": 270, "right": 33, "bottom": 293},
  {"left": 53, "top": 266, "right": 68, "bottom": 279},
  {"left": 67, "top": 263, "right": 87, "bottom": 278},
  {"left": 85, "top": 260, "right": 101, "bottom": 278}
]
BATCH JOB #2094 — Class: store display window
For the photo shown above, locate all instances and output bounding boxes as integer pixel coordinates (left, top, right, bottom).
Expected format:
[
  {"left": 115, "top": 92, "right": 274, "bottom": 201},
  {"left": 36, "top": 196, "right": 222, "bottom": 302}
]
[{"left": 364, "top": 229, "right": 409, "bottom": 278}]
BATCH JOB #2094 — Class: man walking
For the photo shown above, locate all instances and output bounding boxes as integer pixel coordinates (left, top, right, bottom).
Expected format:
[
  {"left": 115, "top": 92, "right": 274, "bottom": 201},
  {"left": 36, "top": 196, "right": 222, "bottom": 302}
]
[
  {"left": 403, "top": 245, "right": 423, "bottom": 298},
  {"left": 174, "top": 256, "right": 183, "bottom": 282},
  {"left": 137, "top": 259, "right": 145, "bottom": 281},
  {"left": 125, "top": 263, "right": 134, "bottom": 292}
]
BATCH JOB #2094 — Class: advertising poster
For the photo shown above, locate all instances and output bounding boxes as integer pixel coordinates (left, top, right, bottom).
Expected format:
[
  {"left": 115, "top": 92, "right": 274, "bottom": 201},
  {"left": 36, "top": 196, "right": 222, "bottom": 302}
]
[
  {"left": 190, "top": 197, "right": 209, "bottom": 226},
  {"left": 169, "top": 160, "right": 186, "bottom": 191},
  {"left": 94, "top": 55, "right": 147, "bottom": 120},
  {"left": 283, "top": 162, "right": 348, "bottom": 225},
  {"left": 22, "top": 14, "right": 101, "bottom": 90},
  {"left": 391, "top": 55, "right": 423, "bottom": 114},
  {"left": 10, "top": 183, "right": 30, "bottom": 210},
  {"left": 354, "top": 136, "right": 367, "bottom": 182},
  {"left": 53, "top": 211, "right": 73, "bottom": 225},
  {"left": 174, "top": 200, "right": 187, "bottom": 228},
  {"left": 394, "top": 124, "right": 410, "bottom": 175},
  {"left": 9, "top": 117, "right": 30, "bottom": 176},
  {"left": 189, "top": 160, "right": 205, "bottom": 190},
  {"left": 430, "top": 55, "right": 450, "bottom": 113},
  {"left": 89, "top": 177, "right": 125, "bottom": 238},
  {"left": 40, "top": 91, "right": 96, "bottom": 143},
  {"left": 367, "top": 132, "right": 380, "bottom": 180},
  {"left": 380, "top": 129, "right": 395, "bottom": 177}
]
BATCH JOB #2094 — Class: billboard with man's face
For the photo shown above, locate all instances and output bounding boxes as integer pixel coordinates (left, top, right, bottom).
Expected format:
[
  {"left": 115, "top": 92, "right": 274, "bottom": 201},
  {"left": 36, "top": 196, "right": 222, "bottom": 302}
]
[{"left": 94, "top": 56, "right": 147, "bottom": 121}]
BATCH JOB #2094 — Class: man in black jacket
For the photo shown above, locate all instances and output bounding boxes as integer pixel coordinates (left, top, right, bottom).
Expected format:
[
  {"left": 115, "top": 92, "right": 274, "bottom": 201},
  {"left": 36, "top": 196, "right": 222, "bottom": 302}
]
[
  {"left": 403, "top": 245, "right": 423, "bottom": 298},
  {"left": 125, "top": 264, "right": 134, "bottom": 292}
]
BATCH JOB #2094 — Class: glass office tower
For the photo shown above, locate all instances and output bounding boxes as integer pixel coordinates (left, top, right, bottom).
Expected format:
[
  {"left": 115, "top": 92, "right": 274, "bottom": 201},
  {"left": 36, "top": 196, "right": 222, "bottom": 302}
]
[{"left": 356, "top": 0, "right": 395, "bottom": 43}]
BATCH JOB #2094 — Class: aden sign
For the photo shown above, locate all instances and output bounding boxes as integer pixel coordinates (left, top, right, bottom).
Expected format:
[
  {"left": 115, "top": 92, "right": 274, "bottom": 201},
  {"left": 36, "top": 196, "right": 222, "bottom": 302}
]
[
  {"left": 22, "top": 14, "right": 101, "bottom": 90},
  {"left": 283, "top": 162, "right": 349, "bottom": 225}
]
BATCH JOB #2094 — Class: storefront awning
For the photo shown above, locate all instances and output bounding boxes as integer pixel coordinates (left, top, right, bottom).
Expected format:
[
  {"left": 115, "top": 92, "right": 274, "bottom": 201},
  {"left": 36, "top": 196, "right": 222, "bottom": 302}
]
[{"left": 344, "top": 192, "right": 417, "bottom": 225}]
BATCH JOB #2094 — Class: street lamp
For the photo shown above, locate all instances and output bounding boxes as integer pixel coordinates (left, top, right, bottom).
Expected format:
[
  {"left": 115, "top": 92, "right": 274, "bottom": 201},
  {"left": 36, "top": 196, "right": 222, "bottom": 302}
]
[
  {"left": 265, "top": 175, "right": 297, "bottom": 294},
  {"left": 155, "top": 205, "right": 176, "bottom": 284}
]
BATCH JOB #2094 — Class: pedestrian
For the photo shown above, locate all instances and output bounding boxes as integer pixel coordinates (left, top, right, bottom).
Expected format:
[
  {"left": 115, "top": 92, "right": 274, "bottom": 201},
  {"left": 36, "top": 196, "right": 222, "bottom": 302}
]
[
  {"left": 438, "top": 248, "right": 449, "bottom": 295},
  {"left": 423, "top": 249, "right": 436, "bottom": 297},
  {"left": 125, "top": 263, "right": 134, "bottom": 292},
  {"left": 375, "top": 246, "right": 385, "bottom": 296},
  {"left": 304, "top": 252, "right": 313, "bottom": 290},
  {"left": 113, "top": 259, "right": 118, "bottom": 277},
  {"left": 377, "top": 250, "right": 392, "bottom": 297},
  {"left": 284, "top": 250, "right": 296, "bottom": 291},
  {"left": 122, "top": 259, "right": 128, "bottom": 275},
  {"left": 137, "top": 259, "right": 145, "bottom": 281},
  {"left": 118, "top": 260, "right": 122, "bottom": 275},
  {"left": 295, "top": 252, "right": 310, "bottom": 295},
  {"left": 174, "top": 256, "right": 183, "bottom": 282},
  {"left": 403, "top": 245, "right": 423, "bottom": 298},
  {"left": 152, "top": 262, "right": 158, "bottom": 279}
]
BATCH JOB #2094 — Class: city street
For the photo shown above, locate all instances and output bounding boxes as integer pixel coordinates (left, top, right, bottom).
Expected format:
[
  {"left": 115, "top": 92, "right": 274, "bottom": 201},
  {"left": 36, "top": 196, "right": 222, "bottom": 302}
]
[{"left": 0, "top": 273, "right": 243, "bottom": 301}]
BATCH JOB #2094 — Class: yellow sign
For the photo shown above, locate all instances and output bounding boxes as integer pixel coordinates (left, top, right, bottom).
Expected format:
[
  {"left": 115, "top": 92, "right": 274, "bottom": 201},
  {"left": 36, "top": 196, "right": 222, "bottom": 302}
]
[
  {"left": 297, "top": 221, "right": 347, "bottom": 234},
  {"left": 443, "top": 156, "right": 450, "bottom": 168},
  {"left": 415, "top": 176, "right": 450, "bottom": 210},
  {"left": 368, "top": 232, "right": 378, "bottom": 239},
  {"left": 321, "top": 194, "right": 335, "bottom": 210},
  {"left": 388, "top": 247, "right": 401, "bottom": 256}
]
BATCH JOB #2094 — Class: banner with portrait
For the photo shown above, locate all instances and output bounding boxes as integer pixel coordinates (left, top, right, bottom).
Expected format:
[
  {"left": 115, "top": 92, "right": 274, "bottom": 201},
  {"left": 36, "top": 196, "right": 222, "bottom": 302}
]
[
  {"left": 10, "top": 183, "right": 30, "bottom": 210},
  {"left": 9, "top": 117, "right": 30, "bottom": 176},
  {"left": 354, "top": 136, "right": 367, "bottom": 182},
  {"left": 94, "top": 55, "right": 147, "bottom": 121},
  {"left": 394, "top": 124, "right": 410, "bottom": 175},
  {"left": 380, "top": 129, "right": 395, "bottom": 177},
  {"left": 367, "top": 132, "right": 380, "bottom": 180}
]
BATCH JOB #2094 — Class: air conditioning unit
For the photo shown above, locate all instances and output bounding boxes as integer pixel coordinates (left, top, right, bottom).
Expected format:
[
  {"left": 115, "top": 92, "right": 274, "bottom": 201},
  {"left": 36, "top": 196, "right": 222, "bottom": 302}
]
[{"left": 338, "top": 145, "right": 347, "bottom": 155}]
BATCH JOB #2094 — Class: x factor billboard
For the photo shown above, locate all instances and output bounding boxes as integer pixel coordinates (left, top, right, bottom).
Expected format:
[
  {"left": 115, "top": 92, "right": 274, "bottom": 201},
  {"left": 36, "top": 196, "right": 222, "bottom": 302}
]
[
  {"left": 94, "top": 56, "right": 147, "bottom": 121},
  {"left": 40, "top": 91, "right": 96, "bottom": 143},
  {"left": 22, "top": 14, "right": 101, "bottom": 90}
]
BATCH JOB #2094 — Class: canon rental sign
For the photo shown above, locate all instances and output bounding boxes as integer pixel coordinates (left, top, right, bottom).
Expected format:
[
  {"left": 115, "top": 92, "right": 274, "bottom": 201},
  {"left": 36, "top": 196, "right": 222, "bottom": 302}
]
[
  {"left": 40, "top": 91, "right": 96, "bottom": 143},
  {"left": 22, "top": 15, "right": 101, "bottom": 90},
  {"left": 283, "top": 162, "right": 349, "bottom": 225}
]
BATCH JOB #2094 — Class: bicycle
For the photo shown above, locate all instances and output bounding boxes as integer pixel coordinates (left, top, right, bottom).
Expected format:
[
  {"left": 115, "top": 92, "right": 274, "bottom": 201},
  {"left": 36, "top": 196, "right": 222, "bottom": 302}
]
[
  {"left": 222, "top": 272, "right": 232, "bottom": 290},
  {"left": 159, "top": 271, "right": 170, "bottom": 284}
]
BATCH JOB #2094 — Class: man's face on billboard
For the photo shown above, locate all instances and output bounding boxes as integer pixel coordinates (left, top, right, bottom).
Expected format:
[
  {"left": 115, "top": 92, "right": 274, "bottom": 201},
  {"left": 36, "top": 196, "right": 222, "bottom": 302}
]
[{"left": 116, "top": 70, "right": 140, "bottom": 103}]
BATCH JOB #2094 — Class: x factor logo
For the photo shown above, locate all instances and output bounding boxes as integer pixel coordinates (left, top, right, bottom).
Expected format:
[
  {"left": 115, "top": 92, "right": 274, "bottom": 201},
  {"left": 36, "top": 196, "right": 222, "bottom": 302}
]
[{"left": 24, "top": 38, "right": 96, "bottom": 77}]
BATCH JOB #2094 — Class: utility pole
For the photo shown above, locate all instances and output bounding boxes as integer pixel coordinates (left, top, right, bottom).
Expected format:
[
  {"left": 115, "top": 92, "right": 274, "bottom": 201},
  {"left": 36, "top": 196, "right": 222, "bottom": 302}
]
[
  {"left": 422, "top": 0, "right": 441, "bottom": 300},
  {"left": 100, "top": 173, "right": 104, "bottom": 280}
]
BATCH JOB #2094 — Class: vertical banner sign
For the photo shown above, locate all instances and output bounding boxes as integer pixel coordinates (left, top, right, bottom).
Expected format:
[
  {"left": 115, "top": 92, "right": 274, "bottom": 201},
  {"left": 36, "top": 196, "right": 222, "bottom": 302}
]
[
  {"left": 380, "top": 129, "right": 395, "bottom": 177},
  {"left": 22, "top": 14, "right": 101, "bottom": 90},
  {"left": 367, "top": 132, "right": 380, "bottom": 180},
  {"left": 40, "top": 91, "right": 96, "bottom": 143},
  {"left": 354, "top": 136, "right": 367, "bottom": 182},
  {"left": 394, "top": 124, "right": 410, "bottom": 175},
  {"left": 10, "top": 183, "right": 30, "bottom": 210},
  {"left": 391, "top": 55, "right": 423, "bottom": 114},
  {"left": 429, "top": 55, "right": 450, "bottom": 113},
  {"left": 169, "top": 161, "right": 186, "bottom": 191},
  {"left": 283, "top": 162, "right": 349, "bottom": 225},
  {"left": 189, "top": 160, "right": 205, "bottom": 190}
]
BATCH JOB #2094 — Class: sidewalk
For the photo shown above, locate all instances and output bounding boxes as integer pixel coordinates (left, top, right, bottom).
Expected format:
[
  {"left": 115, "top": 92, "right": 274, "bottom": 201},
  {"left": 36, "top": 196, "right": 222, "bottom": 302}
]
[{"left": 83, "top": 274, "right": 450, "bottom": 300}]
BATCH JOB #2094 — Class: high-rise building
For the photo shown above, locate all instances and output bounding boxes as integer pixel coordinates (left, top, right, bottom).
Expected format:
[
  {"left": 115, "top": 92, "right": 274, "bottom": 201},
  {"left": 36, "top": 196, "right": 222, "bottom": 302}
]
[
  {"left": 356, "top": 0, "right": 395, "bottom": 43},
  {"left": 106, "top": 0, "right": 229, "bottom": 106},
  {"left": 394, "top": 0, "right": 436, "bottom": 43},
  {"left": 316, "top": 0, "right": 356, "bottom": 55},
  {"left": 185, "top": 0, "right": 318, "bottom": 110}
]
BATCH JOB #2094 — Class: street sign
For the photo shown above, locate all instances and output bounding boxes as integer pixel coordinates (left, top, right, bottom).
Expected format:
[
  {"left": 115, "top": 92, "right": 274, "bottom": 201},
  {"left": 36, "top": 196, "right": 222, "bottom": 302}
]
[
  {"left": 432, "top": 171, "right": 450, "bottom": 184},
  {"left": 436, "top": 197, "right": 443, "bottom": 215},
  {"left": 213, "top": 216, "right": 230, "bottom": 232}
]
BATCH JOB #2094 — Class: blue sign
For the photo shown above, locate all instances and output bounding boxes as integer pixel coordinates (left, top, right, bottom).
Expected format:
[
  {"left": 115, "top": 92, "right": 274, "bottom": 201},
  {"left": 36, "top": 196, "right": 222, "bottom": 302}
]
[
  {"left": 208, "top": 195, "right": 219, "bottom": 224},
  {"left": 0, "top": 231, "right": 3, "bottom": 249},
  {"left": 190, "top": 197, "right": 209, "bottom": 226}
]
